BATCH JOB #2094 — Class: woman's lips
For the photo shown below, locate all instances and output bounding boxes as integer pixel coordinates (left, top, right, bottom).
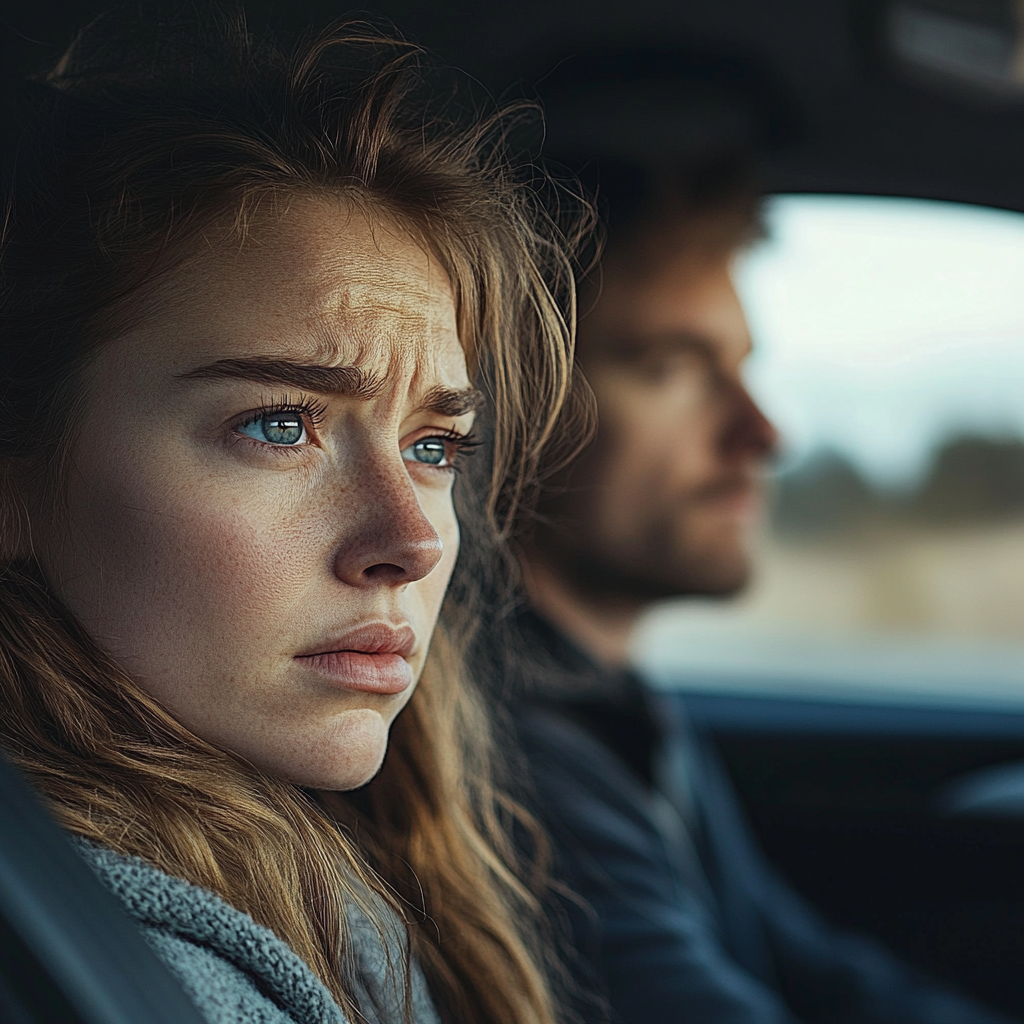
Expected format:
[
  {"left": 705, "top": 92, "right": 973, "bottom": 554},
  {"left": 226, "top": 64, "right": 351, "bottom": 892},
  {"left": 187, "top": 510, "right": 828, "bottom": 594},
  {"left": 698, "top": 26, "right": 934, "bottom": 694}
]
[
  {"left": 295, "top": 622, "right": 416, "bottom": 695},
  {"left": 299, "top": 651, "right": 413, "bottom": 694}
]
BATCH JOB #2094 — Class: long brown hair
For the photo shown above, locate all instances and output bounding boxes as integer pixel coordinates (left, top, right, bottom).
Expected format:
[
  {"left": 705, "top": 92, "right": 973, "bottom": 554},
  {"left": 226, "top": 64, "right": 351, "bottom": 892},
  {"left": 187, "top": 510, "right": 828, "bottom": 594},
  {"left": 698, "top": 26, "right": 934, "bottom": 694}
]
[{"left": 0, "top": 7, "right": 592, "bottom": 1023}]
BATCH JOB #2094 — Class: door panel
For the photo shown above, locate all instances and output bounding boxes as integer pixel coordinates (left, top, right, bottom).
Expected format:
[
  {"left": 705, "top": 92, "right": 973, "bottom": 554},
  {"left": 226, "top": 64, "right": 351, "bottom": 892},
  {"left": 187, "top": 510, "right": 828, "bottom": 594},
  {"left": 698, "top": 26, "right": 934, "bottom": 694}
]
[{"left": 679, "top": 691, "right": 1024, "bottom": 1017}]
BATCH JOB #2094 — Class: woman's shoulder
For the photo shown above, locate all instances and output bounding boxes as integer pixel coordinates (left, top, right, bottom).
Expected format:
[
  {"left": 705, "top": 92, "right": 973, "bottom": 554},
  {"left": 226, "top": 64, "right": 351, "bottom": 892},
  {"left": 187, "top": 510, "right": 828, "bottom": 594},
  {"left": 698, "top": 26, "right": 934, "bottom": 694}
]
[{"left": 72, "top": 839, "right": 348, "bottom": 1024}]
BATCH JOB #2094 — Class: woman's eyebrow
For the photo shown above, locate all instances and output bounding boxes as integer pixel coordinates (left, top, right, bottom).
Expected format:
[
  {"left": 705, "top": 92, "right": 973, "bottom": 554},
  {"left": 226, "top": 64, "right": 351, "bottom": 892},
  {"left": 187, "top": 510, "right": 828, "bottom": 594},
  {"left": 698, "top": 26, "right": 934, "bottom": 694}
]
[
  {"left": 177, "top": 357, "right": 385, "bottom": 396},
  {"left": 416, "top": 384, "right": 485, "bottom": 417},
  {"left": 176, "top": 357, "right": 483, "bottom": 414}
]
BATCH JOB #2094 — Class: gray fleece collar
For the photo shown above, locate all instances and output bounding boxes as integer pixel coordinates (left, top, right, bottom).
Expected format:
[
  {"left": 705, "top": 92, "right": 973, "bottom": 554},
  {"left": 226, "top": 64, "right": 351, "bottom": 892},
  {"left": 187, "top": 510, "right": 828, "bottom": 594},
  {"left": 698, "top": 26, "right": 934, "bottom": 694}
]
[{"left": 74, "top": 838, "right": 347, "bottom": 1024}]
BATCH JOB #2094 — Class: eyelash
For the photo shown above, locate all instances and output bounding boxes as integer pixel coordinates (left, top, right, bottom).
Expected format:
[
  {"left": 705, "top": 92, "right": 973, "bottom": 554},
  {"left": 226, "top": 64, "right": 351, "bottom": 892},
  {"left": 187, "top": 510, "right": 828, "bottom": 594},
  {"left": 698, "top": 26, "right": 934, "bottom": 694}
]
[
  {"left": 247, "top": 396, "right": 328, "bottom": 428},
  {"left": 234, "top": 395, "right": 328, "bottom": 447},
  {"left": 233, "top": 397, "right": 480, "bottom": 467},
  {"left": 423, "top": 428, "right": 481, "bottom": 471}
]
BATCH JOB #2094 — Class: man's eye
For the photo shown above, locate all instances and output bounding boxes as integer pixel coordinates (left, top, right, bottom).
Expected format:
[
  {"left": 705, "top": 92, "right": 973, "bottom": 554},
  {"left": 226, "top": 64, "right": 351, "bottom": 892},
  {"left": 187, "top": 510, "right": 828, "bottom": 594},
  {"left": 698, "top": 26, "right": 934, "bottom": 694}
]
[
  {"left": 402, "top": 438, "right": 449, "bottom": 467},
  {"left": 238, "top": 412, "right": 307, "bottom": 446},
  {"left": 638, "top": 351, "right": 703, "bottom": 377}
]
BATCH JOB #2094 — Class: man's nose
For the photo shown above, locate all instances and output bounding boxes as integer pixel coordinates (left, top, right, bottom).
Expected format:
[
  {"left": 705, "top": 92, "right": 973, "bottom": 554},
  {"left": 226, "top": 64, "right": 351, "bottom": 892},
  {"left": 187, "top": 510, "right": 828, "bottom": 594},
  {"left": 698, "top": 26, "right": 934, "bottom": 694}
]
[
  {"left": 331, "top": 463, "right": 445, "bottom": 588},
  {"left": 720, "top": 380, "right": 779, "bottom": 462}
]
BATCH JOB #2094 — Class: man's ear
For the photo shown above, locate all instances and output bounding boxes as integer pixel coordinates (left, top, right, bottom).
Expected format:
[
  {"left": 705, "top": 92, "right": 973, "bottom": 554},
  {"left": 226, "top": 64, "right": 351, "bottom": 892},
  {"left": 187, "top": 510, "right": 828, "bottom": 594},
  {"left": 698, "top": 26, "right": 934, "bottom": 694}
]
[{"left": 0, "top": 459, "right": 36, "bottom": 561}]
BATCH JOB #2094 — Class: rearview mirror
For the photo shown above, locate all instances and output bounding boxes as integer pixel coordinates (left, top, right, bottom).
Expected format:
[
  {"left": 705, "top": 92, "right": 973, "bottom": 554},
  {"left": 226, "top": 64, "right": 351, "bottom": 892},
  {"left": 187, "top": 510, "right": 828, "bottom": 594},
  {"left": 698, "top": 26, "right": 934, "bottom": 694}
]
[{"left": 884, "top": 0, "right": 1024, "bottom": 98}]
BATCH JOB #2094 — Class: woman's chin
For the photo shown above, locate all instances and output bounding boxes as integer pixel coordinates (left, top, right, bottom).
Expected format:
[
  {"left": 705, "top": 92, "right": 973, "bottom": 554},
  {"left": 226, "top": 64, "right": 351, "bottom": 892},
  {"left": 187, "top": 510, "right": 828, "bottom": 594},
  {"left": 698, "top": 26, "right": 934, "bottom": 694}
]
[{"left": 253, "top": 707, "right": 392, "bottom": 792}]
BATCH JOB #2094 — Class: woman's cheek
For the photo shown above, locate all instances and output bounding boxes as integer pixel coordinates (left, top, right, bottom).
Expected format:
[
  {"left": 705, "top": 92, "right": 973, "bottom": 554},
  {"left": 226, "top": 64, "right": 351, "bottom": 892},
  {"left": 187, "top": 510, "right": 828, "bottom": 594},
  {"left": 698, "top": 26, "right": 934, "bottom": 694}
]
[
  {"left": 427, "top": 486, "right": 461, "bottom": 578},
  {"left": 159, "top": 487, "right": 319, "bottom": 623},
  {"left": 86, "top": 460, "right": 313, "bottom": 643}
]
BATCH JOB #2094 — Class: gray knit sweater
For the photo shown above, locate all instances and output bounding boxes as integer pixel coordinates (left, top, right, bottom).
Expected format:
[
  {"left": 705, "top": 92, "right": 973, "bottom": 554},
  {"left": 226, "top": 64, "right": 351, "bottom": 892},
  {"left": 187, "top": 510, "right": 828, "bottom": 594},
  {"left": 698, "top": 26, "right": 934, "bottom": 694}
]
[{"left": 75, "top": 840, "right": 441, "bottom": 1024}]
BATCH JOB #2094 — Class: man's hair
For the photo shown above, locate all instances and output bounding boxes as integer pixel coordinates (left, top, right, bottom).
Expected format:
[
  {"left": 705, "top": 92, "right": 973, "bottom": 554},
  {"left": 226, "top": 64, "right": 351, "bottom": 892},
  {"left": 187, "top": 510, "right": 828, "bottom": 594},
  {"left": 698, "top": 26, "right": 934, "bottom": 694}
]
[
  {"left": 537, "top": 46, "right": 772, "bottom": 284},
  {"left": 0, "top": 6, "right": 592, "bottom": 1023},
  {"left": 573, "top": 156, "right": 763, "bottom": 289}
]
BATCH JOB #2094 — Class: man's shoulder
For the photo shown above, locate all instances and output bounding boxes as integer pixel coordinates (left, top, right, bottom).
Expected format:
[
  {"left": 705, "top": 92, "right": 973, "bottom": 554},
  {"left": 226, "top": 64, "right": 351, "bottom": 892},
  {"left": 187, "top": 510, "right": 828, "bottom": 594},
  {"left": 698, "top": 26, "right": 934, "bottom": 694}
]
[
  {"left": 512, "top": 701, "right": 658, "bottom": 824},
  {"left": 514, "top": 700, "right": 614, "bottom": 755}
]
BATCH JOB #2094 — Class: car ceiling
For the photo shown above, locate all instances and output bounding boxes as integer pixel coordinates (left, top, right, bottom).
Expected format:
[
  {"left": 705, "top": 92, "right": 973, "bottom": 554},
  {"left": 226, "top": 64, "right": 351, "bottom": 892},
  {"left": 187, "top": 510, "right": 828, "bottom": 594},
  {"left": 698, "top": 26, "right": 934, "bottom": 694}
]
[
  {"left": 380, "top": 0, "right": 1024, "bottom": 212},
  {"left": 6, "top": 0, "right": 1024, "bottom": 211}
]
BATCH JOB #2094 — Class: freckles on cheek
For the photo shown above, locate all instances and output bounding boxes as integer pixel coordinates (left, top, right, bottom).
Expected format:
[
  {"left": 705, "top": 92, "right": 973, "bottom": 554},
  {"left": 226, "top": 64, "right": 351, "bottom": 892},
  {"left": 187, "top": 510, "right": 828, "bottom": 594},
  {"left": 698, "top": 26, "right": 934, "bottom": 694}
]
[
  {"left": 439, "top": 519, "right": 460, "bottom": 581},
  {"left": 79, "top": 465, "right": 318, "bottom": 639},
  {"left": 424, "top": 490, "right": 460, "bottom": 576},
  {"left": 419, "top": 503, "right": 460, "bottom": 621},
  {"left": 160, "top": 499, "right": 317, "bottom": 626}
]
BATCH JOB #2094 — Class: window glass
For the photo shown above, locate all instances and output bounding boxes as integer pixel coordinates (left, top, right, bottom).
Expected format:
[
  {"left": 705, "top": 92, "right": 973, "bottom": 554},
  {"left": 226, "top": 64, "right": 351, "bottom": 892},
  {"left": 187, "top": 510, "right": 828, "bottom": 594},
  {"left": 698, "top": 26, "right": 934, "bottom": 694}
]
[{"left": 634, "top": 195, "right": 1024, "bottom": 706}]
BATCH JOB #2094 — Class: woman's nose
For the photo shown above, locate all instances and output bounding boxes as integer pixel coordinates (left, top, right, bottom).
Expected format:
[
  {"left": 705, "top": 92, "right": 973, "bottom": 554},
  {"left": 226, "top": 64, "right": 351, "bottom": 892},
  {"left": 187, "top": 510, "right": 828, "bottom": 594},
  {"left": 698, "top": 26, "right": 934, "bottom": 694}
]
[{"left": 331, "top": 464, "right": 445, "bottom": 588}]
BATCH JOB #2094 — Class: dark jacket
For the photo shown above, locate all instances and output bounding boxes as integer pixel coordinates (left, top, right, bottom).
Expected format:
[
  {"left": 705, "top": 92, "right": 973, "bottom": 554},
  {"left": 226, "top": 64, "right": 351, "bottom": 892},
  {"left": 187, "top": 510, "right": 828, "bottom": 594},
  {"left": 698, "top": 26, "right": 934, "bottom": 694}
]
[{"left": 511, "top": 612, "right": 1015, "bottom": 1024}]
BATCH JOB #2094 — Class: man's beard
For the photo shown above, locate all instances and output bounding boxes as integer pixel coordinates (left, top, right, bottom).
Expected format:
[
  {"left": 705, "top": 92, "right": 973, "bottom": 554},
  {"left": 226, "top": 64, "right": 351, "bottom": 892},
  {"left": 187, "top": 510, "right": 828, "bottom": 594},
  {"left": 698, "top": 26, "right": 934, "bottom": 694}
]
[{"left": 536, "top": 510, "right": 753, "bottom": 608}]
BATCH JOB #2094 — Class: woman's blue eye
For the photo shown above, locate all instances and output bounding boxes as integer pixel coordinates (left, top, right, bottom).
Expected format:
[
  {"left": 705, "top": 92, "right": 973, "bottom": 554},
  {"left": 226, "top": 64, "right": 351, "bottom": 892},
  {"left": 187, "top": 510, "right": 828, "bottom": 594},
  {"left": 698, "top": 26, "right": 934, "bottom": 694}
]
[
  {"left": 239, "top": 412, "right": 307, "bottom": 446},
  {"left": 402, "top": 438, "right": 449, "bottom": 467}
]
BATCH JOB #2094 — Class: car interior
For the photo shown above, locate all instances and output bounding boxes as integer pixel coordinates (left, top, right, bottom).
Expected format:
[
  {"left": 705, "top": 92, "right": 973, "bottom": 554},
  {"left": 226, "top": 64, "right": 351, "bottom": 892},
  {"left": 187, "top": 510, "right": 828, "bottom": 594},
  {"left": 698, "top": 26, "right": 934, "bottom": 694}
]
[
  {"left": 4, "top": 0, "right": 1024, "bottom": 1019},
  {"left": 0, "top": 750, "right": 207, "bottom": 1024}
]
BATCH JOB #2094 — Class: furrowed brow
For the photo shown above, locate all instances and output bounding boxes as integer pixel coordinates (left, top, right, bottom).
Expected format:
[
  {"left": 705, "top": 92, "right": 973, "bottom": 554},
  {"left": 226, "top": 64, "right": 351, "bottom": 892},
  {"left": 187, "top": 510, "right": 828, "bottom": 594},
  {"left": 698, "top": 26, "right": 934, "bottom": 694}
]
[
  {"left": 417, "top": 384, "right": 485, "bottom": 417},
  {"left": 177, "top": 358, "right": 385, "bottom": 398}
]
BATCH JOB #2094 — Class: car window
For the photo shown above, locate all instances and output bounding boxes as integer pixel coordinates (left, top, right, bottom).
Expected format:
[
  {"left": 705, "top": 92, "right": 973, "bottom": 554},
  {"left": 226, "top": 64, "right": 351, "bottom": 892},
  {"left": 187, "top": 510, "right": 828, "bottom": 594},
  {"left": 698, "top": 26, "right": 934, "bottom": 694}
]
[{"left": 634, "top": 194, "right": 1024, "bottom": 708}]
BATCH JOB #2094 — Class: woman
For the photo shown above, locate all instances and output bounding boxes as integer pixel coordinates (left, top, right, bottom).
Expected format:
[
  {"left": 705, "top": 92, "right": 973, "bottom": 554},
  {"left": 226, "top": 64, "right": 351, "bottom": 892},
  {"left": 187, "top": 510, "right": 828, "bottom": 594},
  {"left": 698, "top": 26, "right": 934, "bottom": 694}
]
[{"left": 0, "top": 8, "right": 589, "bottom": 1024}]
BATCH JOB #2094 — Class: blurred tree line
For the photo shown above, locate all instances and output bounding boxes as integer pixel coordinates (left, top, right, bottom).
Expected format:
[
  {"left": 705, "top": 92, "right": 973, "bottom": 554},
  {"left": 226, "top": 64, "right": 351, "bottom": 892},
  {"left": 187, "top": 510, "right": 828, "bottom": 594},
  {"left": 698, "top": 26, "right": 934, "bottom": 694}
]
[{"left": 772, "top": 434, "right": 1024, "bottom": 536}]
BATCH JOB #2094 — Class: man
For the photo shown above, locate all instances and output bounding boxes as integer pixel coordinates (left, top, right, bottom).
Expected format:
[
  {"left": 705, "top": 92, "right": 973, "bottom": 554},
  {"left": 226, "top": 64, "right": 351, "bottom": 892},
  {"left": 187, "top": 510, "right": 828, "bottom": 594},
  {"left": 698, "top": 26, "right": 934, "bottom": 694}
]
[{"left": 507, "top": 155, "right": 1015, "bottom": 1023}]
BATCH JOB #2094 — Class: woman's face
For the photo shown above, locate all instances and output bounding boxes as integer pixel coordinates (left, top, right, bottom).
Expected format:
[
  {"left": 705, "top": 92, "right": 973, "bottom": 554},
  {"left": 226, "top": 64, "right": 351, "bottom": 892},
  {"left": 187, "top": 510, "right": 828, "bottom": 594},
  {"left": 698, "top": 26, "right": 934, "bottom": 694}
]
[{"left": 33, "top": 197, "right": 477, "bottom": 790}]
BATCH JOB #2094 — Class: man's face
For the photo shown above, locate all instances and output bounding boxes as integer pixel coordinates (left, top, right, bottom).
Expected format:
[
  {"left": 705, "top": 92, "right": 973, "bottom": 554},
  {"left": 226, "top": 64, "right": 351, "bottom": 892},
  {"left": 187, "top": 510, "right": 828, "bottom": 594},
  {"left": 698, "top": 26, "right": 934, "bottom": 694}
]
[{"left": 538, "top": 238, "right": 777, "bottom": 603}]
